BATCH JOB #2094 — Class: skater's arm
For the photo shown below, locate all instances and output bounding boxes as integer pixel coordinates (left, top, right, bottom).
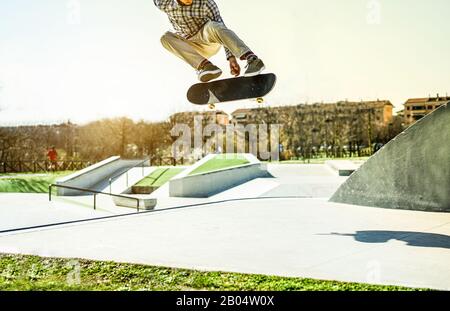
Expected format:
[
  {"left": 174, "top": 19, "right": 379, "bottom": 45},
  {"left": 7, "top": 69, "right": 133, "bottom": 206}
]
[
  {"left": 224, "top": 47, "right": 233, "bottom": 60},
  {"left": 153, "top": 0, "right": 177, "bottom": 12},
  {"left": 229, "top": 56, "right": 241, "bottom": 76},
  {"left": 206, "top": 0, "right": 223, "bottom": 24}
]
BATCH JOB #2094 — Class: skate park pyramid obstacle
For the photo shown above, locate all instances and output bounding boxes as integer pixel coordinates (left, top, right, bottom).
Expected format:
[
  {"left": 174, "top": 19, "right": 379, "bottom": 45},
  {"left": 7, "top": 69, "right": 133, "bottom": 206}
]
[{"left": 330, "top": 102, "right": 450, "bottom": 212}]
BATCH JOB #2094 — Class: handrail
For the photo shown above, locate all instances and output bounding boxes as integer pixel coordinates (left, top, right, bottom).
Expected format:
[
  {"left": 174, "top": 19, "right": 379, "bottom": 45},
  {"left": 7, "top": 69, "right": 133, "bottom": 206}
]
[
  {"left": 108, "top": 158, "right": 150, "bottom": 194},
  {"left": 49, "top": 184, "right": 140, "bottom": 212}
]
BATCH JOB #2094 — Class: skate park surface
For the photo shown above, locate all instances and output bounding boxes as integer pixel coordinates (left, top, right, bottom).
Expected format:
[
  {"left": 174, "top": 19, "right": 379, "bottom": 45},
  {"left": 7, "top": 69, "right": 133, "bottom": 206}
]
[{"left": 1, "top": 163, "right": 450, "bottom": 290}]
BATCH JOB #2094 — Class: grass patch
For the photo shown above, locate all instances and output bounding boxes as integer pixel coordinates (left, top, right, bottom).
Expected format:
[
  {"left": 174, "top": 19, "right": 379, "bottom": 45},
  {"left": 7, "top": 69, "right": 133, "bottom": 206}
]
[
  {"left": 0, "top": 171, "right": 74, "bottom": 193},
  {"left": 135, "top": 168, "right": 184, "bottom": 187},
  {"left": 0, "top": 254, "right": 426, "bottom": 291},
  {"left": 189, "top": 155, "right": 250, "bottom": 176}
]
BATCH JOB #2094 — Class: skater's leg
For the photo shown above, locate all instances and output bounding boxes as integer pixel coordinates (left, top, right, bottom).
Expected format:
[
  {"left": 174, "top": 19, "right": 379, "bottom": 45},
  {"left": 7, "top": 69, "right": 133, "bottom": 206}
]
[
  {"left": 198, "top": 21, "right": 252, "bottom": 60},
  {"left": 160, "top": 31, "right": 210, "bottom": 69},
  {"left": 195, "top": 21, "right": 266, "bottom": 76},
  {"left": 161, "top": 31, "right": 223, "bottom": 81}
]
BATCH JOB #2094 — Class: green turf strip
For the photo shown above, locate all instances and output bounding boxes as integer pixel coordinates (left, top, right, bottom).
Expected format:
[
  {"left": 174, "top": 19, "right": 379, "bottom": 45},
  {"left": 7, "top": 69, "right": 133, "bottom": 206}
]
[
  {"left": 135, "top": 168, "right": 184, "bottom": 187},
  {"left": 189, "top": 155, "right": 249, "bottom": 176}
]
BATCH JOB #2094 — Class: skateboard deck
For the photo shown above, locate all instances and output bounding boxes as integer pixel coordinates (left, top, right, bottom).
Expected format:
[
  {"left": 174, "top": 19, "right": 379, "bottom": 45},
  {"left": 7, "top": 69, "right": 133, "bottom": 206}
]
[{"left": 187, "top": 73, "right": 277, "bottom": 106}]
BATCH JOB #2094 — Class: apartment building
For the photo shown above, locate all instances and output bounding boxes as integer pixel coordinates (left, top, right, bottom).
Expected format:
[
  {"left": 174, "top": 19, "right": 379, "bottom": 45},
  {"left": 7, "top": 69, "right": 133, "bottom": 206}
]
[
  {"left": 231, "top": 100, "right": 394, "bottom": 126},
  {"left": 404, "top": 94, "right": 449, "bottom": 125}
]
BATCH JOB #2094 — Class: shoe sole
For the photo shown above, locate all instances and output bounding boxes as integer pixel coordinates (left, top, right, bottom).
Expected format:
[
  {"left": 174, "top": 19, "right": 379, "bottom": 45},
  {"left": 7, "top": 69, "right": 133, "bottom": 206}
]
[
  {"left": 199, "top": 69, "right": 222, "bottom": 83},
  {"left": 244, "top": 65, "right": 266, "bottom": 78}
]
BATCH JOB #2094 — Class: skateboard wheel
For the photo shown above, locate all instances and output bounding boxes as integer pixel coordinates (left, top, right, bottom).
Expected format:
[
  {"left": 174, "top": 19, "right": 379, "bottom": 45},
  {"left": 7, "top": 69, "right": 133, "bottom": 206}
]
[
  {"left": 257, "top": 97, "right": 264, "bottom": 104},
  {"left": 208, "top": 104, "right": 216, "bottom": 110}
]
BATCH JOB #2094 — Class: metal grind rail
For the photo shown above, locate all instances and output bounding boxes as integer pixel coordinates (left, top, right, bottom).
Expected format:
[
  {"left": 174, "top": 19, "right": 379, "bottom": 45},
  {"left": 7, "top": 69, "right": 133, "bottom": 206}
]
[{"left": 49, "top": 184, "right": 141, "bottom": 212}]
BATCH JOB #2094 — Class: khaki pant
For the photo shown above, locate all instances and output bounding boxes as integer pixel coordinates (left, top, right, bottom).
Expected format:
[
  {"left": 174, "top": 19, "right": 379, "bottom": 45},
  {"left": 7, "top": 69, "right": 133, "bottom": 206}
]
[{"left": 160, "top": 21, "right": 251, "bottom": 70}]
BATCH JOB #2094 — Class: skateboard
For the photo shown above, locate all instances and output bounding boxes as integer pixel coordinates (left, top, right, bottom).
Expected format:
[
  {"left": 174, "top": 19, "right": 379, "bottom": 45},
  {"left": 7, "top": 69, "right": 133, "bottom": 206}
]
[{"left": 187, "top": 73, "right": 277, "bottom": 109}]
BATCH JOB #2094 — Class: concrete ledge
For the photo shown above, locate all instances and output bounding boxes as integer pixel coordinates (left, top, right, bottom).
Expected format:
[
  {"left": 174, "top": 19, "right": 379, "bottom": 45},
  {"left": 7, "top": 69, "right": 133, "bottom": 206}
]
[
  {"left": 326, "top": 160, "right": 360, "bottom": 176},
  {"left": 169, "top": 154, "right": 269, "bottom": 198},
  {"left": 112, "top": 196, "right": 157, "bottom": 211},
  {"left": 112, "top": 167, "right": 158, "bottom": 196}
]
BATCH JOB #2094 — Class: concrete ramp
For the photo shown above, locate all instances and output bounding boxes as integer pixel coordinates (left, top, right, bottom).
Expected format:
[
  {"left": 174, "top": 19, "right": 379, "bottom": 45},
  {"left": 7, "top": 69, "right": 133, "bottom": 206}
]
[
  {"left": 169, "top": 154, "right": 269, "bottom": 198},
  {"left": 56, "top": 157, "right": 148, "bottom": 196},
  {"left": 330, "top": 103, "right": 450, "bottom": 212}
]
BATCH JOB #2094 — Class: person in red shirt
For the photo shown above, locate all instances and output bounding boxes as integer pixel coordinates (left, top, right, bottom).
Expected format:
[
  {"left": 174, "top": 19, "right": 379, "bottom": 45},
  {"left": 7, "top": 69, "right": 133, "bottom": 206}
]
[{"left": 47, "top": 147, "right": 58, "bottom": 172}]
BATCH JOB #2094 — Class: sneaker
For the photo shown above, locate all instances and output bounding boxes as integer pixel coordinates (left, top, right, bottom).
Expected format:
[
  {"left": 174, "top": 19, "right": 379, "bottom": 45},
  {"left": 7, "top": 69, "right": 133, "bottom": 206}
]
[
  {"left": 244, "top": 57, "right": 265, "bottom": 77},
  {"left": 197, "top": 63, "right": 222, "bottom": 82}
]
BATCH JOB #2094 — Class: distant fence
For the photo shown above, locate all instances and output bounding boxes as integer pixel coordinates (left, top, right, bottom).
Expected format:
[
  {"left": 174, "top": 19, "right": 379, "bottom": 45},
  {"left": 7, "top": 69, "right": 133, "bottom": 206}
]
[
  {"left": 1, "top": 157, "right": 186, "bottom": 173},
  {"left": 0, "top": 161, "right": 92, "bottom": 173}
]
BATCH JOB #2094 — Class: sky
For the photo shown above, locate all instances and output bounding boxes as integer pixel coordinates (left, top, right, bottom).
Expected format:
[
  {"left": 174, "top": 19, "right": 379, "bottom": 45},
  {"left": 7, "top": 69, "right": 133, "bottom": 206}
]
[{"left": 0, "top": 0, "right": 450, "bottom": 125}]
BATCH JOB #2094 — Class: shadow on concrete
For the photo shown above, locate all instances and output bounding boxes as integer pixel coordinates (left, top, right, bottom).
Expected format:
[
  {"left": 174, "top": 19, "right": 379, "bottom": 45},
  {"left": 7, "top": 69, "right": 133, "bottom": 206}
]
[{"left": 329, "top": 231, "right": 450, "bottom": 249}]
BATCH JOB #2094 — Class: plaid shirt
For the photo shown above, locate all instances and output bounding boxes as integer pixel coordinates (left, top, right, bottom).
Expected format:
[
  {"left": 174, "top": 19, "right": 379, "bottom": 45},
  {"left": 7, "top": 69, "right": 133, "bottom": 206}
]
[{"left": 154, "top": 0, "right": 233, "bottom": 59}]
